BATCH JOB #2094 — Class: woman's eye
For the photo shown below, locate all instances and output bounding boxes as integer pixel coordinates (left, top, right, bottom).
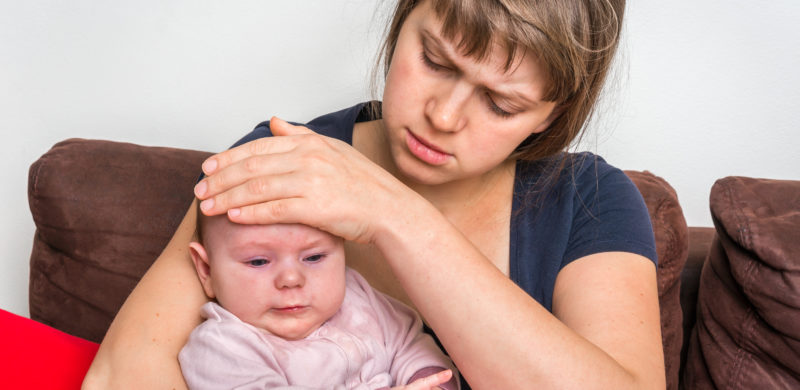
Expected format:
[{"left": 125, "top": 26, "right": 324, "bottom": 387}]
[
  {"left": 420, "top": 51, "right": 448, "bottom": 72},
  {"left": 304, "top": 254, "right": 325, "bottom": 263},
  {"left": 486, "top": 94, "right": 514, "bottom": 118},
  {"left": 248, "top": 258, "right": 269, "bottom": 267}
]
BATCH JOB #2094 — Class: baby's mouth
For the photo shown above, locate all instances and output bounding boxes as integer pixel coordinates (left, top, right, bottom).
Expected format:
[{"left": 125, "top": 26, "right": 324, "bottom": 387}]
[{"left": 273, "top": 305, "right": 308, "bottom": 313}]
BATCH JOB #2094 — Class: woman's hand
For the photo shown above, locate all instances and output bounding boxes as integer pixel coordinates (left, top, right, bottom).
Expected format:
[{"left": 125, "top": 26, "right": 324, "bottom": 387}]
[{"left": 194, "top": 117, "right": 411, "bottom": 244}]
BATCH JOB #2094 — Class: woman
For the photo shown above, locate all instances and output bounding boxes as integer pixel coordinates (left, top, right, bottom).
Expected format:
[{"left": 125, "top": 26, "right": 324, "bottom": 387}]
[{"left": 85, "top": 0, "right": 665, "bottom": 388}]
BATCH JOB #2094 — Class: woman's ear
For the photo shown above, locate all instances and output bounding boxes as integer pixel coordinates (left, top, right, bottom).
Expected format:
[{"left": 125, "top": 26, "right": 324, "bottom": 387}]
[
  {"left": 532, "top": 104, "right": 566, "bottom": 134},
  {"left": 189, "top": 242, "right": 216, "bottom": 299}
]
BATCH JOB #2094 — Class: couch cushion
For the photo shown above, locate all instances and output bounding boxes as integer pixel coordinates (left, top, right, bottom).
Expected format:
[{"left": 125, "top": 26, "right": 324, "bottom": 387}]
[
  {"left": 0, "top": 308, "right": 99, "bottom": 388},
  {"left": 27, "top": 138, "right": 211, "bottom": 342},
  {"left": 684, "top": 176, "right": 800, "bottom": 388},
  {"left": 625, "top": 170, "right": 689, "bottom": 390}
]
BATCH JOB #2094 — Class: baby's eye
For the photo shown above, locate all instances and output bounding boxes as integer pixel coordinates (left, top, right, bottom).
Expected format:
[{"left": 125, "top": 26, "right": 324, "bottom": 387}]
[
  {"left": 248, "top": 258, "right": 269, "bottom": 267},
  {"left": 304, "top": 254, "right": 325, "bottom": 263}
]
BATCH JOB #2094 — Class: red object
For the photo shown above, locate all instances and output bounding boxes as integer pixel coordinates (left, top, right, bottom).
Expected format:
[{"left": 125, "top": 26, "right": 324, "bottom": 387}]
[{"left": 0, "top": 308, "right": 99, "bottom": 389}]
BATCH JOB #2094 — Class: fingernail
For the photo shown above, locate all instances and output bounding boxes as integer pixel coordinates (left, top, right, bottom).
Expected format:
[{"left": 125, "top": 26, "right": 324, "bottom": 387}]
[
  {"left": 194, "top": 181, "right": 207, "bottom": 197},
  {"left": 202, "top": 158, "right": 218, "bottom": 174},
  {"left": 200, "top": 199, "right": 214, "bottom": 212},
  {"left": 228, "top": 208, "right": 241, "bottom": 217}
]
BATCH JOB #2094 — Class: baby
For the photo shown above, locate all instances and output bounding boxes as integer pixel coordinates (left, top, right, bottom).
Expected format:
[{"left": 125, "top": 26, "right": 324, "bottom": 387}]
[{"left": 178, "top": 212, "right": 458, "bottom": 390}]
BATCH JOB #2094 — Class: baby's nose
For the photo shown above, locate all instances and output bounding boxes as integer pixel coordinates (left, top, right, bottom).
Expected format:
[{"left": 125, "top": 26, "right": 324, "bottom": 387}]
[{"left": 274, "top": 265, "right": 305, "bottom": 289}]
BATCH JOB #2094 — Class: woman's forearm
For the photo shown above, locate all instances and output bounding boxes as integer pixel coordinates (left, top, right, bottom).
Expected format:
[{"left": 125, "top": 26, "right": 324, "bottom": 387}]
[
  {"left": 373, "top": 197, "right": 664, "bottom": 390},
  {"left": 83, "top": 201, "right": 208, "bottom": 389}
]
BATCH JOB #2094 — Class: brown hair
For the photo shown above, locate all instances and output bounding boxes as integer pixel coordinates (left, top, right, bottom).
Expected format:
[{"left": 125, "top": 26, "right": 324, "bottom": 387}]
[{"left": 375, "top": 0, "right": 625, "bottom": 163}]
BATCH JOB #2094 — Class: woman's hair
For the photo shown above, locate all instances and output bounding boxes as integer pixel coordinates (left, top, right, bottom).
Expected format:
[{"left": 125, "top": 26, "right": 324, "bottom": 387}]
[{"left": 376, "top": 0, "right": 625, "bottom": 163}]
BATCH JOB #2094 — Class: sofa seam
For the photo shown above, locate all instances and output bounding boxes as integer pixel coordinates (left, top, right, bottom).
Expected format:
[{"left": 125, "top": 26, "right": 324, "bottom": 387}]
[
  {"left": 28, "top": 157, "right": 47, "bottom": 225},
  {"left": 31, "top": 236, "right": 147, "bottom": 282},
  {"left": 718, "top": 179, "right": 758, "bottom": 390},
  {"left": 731, "top": 305, "right": 758, "bottom": 389},
  {"left": 654, "top": 195, "right": 681, "bottom": 289}
]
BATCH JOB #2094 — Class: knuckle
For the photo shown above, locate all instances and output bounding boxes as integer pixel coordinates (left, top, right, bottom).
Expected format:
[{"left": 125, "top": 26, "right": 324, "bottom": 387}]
[
  {"left": 247, "top": 139, "right": 264, "bottom": 154},
  {"left": 304, "top": 133, "right": 326, "bottom": 147},
  {"left": 246, "top": 178, "right": 268, "bottom": 195},
  {"left": 206, "top": 173, "right": 224, "bottom": 192},
  {"left": 243, "top": 156, "right": 261, "bottom": 173},
  {"left": 268, "top": 201, "right": 288, "bottom": 219},
  {"left": 312, "top": 174, "right": 326, "bottom": 188}
]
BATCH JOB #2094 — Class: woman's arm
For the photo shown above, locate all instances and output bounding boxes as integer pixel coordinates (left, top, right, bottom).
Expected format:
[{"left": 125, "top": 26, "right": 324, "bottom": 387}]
[
  {"left": 83, "top": 200, "right": 207, "bottom": 389},
  {"left": 371, "top": 202, "right": 665, "bottom": 390}
]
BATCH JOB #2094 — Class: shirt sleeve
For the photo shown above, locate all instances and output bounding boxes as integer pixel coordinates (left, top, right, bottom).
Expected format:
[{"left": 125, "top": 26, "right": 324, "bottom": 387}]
[{"left": 561, "top": 155, "right": 658, "bottom": 267}]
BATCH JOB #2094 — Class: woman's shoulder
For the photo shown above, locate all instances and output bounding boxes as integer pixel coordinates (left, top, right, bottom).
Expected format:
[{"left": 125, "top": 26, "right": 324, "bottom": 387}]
[
  {"left": 230, "top": 102, "right": 376, "bottom": 149},
  {"left": 515, "top": 151, "right": 632, "bottom": 198}
]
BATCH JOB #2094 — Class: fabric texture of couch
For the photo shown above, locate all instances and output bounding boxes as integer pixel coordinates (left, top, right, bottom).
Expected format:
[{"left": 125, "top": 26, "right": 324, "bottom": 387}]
[
  {"left": 25, "top": 138, "right": 797, "bottom": 389},
  {"left": 27, "top": 139, "right": 210, "bottom": 341},
  {"left": 683, "top": 177, "right": 800, "bottom": 388}
]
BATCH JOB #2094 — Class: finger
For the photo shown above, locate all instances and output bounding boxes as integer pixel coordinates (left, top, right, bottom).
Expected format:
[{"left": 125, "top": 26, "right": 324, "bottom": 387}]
[
  {"left": 407, "top": 369, "right": 452, "bottom": 390},
  {"left": 199, "top": 171, "right": 301, "bottom": 216},
  {"left": 196, "top": 150, "right": 300, "bottom": 201},
  {"left": 269, "top": 116, "right": 315, "bottom": 136},
  {"left": 199, "top": 134, "right": 299, "bottom": 178},
  {"left": 432, "top": 369, "right": 453, "bottom": 386},
  {"left": 227, "top": 197, "right": 308, "bottom": 226}
]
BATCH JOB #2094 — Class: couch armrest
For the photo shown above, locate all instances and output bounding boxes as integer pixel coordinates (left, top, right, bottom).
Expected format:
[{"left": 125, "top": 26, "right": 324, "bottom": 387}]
[
  {"left": 624, "top": 170, "right": 689, "bottom": 390},
  {"left": 27, "top": 138, "right": 211, "bottom": 342}
]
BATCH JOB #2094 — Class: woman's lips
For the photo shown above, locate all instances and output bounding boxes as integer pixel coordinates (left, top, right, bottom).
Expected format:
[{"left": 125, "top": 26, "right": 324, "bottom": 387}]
[{"left": 405, "top": 130, "right": 451, "bottom": 166}]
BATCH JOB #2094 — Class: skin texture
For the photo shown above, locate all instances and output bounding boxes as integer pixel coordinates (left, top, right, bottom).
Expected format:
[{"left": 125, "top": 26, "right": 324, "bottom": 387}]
[
  {"left": 84, "top": 1, "right": 665, "bottom": 389},
  {"left": 190, "top": 220, "right": 346, "bottom": 341}
]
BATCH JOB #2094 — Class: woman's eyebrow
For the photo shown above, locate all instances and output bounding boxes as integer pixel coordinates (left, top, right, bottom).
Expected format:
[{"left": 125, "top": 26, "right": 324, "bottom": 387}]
[
  {"left": 496, "top": 88, "right": 539, "bottom": 107},
  {"left": 421, "top": 28, "right": 541, "bottom": 107},
  {"left": 421, "top": 29, "right": 452, "bottom": 59}
]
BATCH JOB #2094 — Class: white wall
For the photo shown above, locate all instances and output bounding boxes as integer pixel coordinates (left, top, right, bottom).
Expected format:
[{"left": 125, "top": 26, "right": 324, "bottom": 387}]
[{"left": 2, "top": 1, "right": 799, "bottom": 318}]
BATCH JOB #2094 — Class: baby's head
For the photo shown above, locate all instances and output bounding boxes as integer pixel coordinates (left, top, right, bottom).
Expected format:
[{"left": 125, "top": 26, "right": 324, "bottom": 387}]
[{"left": 190, "top": 212, "right": 346, "bottom": 340}]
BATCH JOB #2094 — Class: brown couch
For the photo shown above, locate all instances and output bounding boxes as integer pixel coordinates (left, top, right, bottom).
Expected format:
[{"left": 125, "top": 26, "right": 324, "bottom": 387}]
[{"left": 26, "top": 138, "right": 800, "bottom": 389}]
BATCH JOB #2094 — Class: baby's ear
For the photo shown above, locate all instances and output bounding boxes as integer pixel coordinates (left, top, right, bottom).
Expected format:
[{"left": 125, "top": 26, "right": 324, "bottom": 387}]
[{"left": 189, "top": 242, "right": 216, "bottom": 299}]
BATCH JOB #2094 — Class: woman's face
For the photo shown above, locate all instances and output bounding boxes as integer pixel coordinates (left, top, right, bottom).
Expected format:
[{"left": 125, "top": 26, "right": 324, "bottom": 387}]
[{"left": 382, "top": 0, "right": 558, "bottom": 186}]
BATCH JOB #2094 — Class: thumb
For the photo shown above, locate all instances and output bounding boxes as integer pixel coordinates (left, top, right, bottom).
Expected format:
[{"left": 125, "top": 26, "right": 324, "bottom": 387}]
[{"left": 270, "top": 116, "right": 314, "bottom": 136}]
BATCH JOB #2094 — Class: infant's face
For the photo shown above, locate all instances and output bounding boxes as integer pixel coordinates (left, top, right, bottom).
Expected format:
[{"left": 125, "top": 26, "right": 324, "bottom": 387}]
[{"left": 199, "top": 220, "right": 346, "bottom": 340}]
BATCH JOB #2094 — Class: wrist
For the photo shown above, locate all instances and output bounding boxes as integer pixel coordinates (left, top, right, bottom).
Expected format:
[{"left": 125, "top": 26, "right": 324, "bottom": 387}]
[{"left": 370, "top": 188, "right": 443, "bottom": 250}]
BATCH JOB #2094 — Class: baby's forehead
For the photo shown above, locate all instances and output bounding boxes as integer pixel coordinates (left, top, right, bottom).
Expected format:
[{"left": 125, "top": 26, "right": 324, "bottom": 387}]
[{"left": 204, "top": 217, "right": 339, "bottom": 243}]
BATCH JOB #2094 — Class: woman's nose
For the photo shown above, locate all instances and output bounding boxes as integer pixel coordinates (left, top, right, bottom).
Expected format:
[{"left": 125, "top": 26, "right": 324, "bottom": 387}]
[
  {"left": 274, "top": 265, "right": 305, "bottom": 289},
  {"left": 425, "top": 81, "right": 470, "bottom": 132}
]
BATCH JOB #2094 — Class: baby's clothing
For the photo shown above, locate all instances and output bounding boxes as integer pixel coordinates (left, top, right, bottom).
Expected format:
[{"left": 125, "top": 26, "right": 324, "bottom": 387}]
[{"left": 179, "top": 268, "right": 458, "bottom": 389}]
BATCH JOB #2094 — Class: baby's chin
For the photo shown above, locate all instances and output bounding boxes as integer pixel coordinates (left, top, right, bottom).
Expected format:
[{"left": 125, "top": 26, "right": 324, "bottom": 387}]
[
  {"left": 247, "top": 318, "right": 322, "bottom": 341},
  {"left": 267, "top": 325, "right": 320, "bottom": 341}
]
